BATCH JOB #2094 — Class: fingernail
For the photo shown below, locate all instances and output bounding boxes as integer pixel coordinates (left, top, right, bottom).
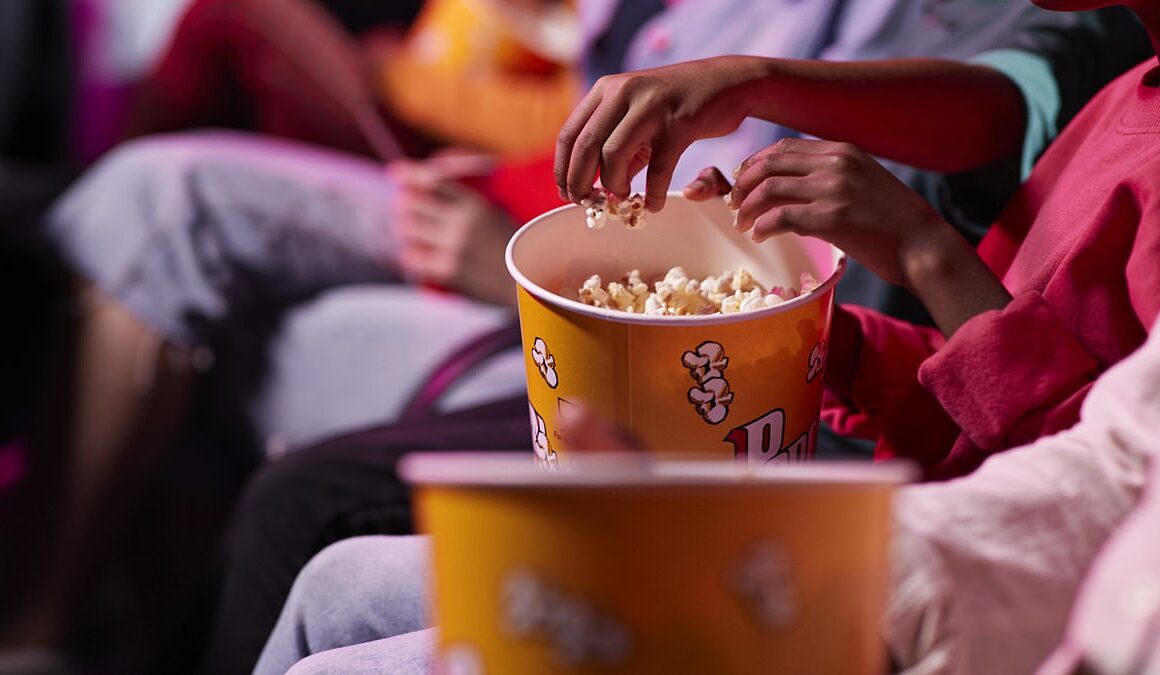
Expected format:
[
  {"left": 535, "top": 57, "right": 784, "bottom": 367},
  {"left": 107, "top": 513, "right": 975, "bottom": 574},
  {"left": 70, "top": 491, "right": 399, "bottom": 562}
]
[{"left": 731, "top": 164, "right": 743, "bottom": 179}]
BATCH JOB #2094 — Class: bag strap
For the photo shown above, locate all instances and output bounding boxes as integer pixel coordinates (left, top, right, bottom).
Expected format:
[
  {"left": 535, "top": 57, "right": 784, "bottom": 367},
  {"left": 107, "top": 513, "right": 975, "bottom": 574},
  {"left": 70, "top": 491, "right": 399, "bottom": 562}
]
[{"left": 399, "top": 320, "right": 524, "bottom": 420}]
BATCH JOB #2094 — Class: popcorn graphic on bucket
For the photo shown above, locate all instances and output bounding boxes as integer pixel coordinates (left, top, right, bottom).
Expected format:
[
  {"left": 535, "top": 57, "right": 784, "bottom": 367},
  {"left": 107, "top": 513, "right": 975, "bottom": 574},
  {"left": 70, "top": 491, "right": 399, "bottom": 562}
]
[
  {"left": 530, "top": 337, "right": 559, "bottom": 388},
  {"left": 505, "top": 193, "right": 845, "bottom": 461},
  {"left": 683, "top": 341, "right": 733, "bottom": 424}
]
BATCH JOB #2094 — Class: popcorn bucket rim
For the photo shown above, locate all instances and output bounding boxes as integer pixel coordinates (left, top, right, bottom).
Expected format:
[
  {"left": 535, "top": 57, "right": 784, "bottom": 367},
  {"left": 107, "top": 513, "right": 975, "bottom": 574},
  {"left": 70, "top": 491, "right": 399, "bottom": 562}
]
[
  {"left": 399, "top": 452, "right": 916, "bottom": 488},
  {"left": 504, "top": 192, "right": 848, "bottom": 326}
]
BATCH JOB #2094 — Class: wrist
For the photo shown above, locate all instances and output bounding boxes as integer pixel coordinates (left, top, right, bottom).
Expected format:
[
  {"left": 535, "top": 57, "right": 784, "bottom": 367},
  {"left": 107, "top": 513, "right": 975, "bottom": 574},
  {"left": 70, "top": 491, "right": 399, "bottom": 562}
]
[
  {"left": 898, "top": 216, "right": 966, "bottom": 295},
  {"left": 711, "top": 56, "right": 782, "bottom": 120},
  {"left": 899, "top": 218, "right": 1012, "bottom": 336}
]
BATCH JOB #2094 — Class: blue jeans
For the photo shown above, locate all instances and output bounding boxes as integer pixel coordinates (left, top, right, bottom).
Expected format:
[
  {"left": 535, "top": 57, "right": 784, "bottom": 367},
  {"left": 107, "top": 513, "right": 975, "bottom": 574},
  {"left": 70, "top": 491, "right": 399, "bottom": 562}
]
[{"left": 254, "top": 535, "right": 435, "bottom": 675}]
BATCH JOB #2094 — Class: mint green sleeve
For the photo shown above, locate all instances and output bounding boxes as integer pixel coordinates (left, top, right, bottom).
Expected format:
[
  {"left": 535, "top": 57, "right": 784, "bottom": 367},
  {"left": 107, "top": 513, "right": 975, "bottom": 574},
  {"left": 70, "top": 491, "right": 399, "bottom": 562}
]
[{"left": 970, "top": 49, "right": 1060, "bottom": 182}]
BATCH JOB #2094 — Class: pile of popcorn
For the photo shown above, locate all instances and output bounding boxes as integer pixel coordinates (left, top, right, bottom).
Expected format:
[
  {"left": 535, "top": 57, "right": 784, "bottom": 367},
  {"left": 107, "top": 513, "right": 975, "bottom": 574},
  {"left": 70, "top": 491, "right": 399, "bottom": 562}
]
[
  {"left": 575, "top": 266, "right": 819, "bottom": 316},
  {"left": 582, "top": 190, "right": 646, "bottom": 230}
]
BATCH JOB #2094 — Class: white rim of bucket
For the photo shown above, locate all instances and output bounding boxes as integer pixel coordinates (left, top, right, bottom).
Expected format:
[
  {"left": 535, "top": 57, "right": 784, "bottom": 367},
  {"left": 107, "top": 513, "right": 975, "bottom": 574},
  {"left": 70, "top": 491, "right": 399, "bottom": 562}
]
[
  {"left": 399, "top": 452, "right": 916, "bottom": 488},
  {"left": 505, "top": 192, "right": 848, "bottom": 326}
]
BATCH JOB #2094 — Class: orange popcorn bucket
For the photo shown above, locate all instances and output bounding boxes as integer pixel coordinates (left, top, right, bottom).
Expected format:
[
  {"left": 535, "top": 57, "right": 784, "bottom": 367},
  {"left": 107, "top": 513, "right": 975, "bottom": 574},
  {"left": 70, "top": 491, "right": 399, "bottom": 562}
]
[
  {"left": 401, "top": 452, "right": 913, "bottom": 675},
  {"left": 505, "top": 194, "right": 846, "bottom": 464},
  {"left": 394, "top": 0, "right": 577, "bottom": 77}
]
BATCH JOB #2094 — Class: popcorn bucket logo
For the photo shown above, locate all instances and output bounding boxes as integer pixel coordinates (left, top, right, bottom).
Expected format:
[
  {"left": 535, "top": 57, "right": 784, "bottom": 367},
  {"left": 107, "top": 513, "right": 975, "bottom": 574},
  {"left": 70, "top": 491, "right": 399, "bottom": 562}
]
[
  {"left": 724, "top": 409, "right": 817, "bottom": 465},
  {"left": 506, "top": 194, "right": 845, "bottom": 461}
]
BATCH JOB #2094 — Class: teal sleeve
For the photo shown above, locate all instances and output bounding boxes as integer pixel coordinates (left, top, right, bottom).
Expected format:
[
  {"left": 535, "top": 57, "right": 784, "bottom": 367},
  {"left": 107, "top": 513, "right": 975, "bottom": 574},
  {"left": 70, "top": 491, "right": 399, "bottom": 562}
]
[{"left": 970, "top": 49, "right": 1060, "bottom": 182}]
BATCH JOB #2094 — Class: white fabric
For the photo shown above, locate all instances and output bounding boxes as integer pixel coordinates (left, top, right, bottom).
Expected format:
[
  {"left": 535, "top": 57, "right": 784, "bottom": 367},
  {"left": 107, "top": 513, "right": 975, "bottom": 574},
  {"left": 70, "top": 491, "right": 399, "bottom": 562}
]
[{"left": 888, "top": 317, "right": 1160, "bottom": 674}]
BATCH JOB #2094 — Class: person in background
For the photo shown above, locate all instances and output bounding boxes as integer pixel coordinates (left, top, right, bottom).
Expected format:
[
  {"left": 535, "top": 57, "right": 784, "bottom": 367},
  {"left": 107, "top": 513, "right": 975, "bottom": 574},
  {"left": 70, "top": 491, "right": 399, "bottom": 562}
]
[
  {"left": 124, "top": 0, "right": 580, "bottom": 160},
  {"left": 0, "top": 1, "right": 578, "bottom": 672}
]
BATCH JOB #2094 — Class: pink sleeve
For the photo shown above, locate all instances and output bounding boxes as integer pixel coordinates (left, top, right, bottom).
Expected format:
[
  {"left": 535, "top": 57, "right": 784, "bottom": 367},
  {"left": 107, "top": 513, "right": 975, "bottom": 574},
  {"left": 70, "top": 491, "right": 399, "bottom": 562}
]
[
  {"left": 1126, "top": 206, "right": 1160, "bottom": 329},
  {"left": 821, "top": 304, "right": 944, "bottom": 438},
  {"left": 918, "top": 291, "right": 1100, "bottom": 453}
]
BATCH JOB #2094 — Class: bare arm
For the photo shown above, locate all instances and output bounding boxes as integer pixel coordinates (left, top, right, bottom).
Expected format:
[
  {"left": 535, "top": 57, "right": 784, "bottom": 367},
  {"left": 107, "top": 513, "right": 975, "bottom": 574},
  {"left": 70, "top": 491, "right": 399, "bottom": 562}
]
[
  {"left": 556, "top": 55, "right": 1025, "bottom": 210},
  {"left": 738, "top": 57, "right": 1025, "bottom": 174}
]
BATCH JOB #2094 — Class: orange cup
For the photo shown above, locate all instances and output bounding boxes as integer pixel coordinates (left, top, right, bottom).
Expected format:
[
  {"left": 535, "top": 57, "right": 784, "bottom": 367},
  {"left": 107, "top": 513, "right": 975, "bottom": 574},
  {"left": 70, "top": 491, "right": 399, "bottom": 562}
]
[
  {"left": 401, "top": 452, "right": 913, "bottom": 675},
  {"left": 396, "top": 0, "right": 573, "bottom": 76},
  {"left": 505, "top": 194, "right": 846, "bottom": 464}
]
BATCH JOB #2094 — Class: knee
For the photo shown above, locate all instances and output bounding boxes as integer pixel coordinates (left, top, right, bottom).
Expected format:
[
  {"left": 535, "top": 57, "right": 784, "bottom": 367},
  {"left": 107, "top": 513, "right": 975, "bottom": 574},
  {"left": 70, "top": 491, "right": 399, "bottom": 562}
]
[
  {"left": 284, "top": 536, "right": 431, "bottom": 648},
  {"left": 293, "top": 535, "right": 430, "bottom": 617}
]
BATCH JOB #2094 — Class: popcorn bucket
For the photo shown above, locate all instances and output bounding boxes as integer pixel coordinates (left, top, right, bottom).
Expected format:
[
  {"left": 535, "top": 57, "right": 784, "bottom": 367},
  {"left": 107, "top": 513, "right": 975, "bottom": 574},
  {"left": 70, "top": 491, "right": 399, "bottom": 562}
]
[
  {"left": 396, "top": 0, "right": 574, "bottom": 77},
  {"left": 505, "top": 194, "right": 846, "bottom": 464},
  {"left": 401, "top": 452, "right": 913, "bottom": 675}
]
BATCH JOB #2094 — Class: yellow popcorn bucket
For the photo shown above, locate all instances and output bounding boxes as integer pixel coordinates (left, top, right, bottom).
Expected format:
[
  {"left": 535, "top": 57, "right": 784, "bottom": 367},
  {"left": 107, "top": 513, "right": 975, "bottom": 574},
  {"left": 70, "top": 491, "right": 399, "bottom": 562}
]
[
  {"left": 400, "top": 452, "right": 913, "bottom": 675},
  {"left": 395, "top": 0, "right": 578, "bottom": 77},
  {"left": 505, "top": 194, "right": 846, "bottom": 464}
]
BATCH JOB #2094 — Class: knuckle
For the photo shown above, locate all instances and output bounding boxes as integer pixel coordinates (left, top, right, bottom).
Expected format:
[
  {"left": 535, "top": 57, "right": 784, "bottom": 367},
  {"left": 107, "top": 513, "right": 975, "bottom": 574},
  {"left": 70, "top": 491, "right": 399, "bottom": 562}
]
[
  {"left": 770, "top": 137, "right": 797, "bottom": 152},
  {"left": 825, "top": 152, "right": 853, "bottom": 171},
  {"left": 771, "top": 208, "right": 795, "bottom": 231},
  {"left": 827, "top": 202, "right": 852, "bottom": 223},
  {"left": 835, "top": 142, "right": 859, "bottom": 156},
  {"left": 574, "top": 129, "right": 600, "bottom": 153},
  {"left": 822, "top": 173, "right": 847, "bottom": 194}
]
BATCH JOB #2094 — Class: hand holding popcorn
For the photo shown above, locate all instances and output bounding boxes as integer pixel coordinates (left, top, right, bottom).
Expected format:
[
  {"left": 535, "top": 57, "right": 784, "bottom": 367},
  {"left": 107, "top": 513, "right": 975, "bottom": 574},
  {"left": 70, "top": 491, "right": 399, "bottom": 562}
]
[
  {"left": 582, "top": 189, "right": 647, "bottom": 230},
  {"left": 727, "top": 138, "right": 956, "bottom": 288},
  {"left": 555, "top": 58, "right": 771, "bottom": 212}
]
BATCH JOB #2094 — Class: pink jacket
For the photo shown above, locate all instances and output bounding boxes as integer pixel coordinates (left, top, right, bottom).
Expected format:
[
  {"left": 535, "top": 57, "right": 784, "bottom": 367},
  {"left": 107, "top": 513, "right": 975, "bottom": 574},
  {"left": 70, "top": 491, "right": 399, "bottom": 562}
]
[{"left": 824, "top": 59, "right": 1160, "bottom": 479}]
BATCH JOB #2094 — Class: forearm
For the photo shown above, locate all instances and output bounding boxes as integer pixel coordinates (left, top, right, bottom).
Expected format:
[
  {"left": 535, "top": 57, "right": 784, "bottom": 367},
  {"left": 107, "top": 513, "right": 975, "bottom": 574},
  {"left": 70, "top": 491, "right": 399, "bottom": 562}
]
[
  {"left": 731, "top": 56, "right": 1027, "bottom": 173},
  {"left": 900, "top": 224, "right": 1013, "bottom": 337}
]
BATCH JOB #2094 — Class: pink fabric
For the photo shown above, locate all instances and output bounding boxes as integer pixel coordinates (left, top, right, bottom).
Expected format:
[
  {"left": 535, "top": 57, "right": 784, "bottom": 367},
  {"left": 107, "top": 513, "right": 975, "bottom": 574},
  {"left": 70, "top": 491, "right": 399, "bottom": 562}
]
[
  {"left": 823, "top": 59, "right": 1160, "bottom": 479},
  {"left": 887, "top": 315, "right": 1160, "bottom": 674},
  {"left": 1036, "top": 368, "right": 1160, "bottom": 674}
]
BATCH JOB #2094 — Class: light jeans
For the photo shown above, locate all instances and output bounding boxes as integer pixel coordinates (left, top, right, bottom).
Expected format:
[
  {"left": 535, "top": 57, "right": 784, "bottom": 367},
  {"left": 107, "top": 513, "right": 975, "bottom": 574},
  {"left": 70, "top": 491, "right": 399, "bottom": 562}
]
[
  {"left": 46, "top": 131, "right": 527, "bottom": 451},
  {"left": 253, "top": 536, "right": 434, "bottom": 675}
]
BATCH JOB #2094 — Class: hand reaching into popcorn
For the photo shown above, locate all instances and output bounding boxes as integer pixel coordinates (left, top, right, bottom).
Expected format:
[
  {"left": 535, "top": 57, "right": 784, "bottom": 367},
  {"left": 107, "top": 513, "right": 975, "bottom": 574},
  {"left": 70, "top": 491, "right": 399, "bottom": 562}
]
[
  {"left": 681, "top": 153, "right": 1010, "bottom": 336},
  {"left": 555, "top": 56, "right": 1027, "bottom": 336},
  {"left": 555, "top": 56, "right": 1025, "bottom": 213},
  {"left": 391, "top": 156, "right": 518, "bottom": 308}
]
